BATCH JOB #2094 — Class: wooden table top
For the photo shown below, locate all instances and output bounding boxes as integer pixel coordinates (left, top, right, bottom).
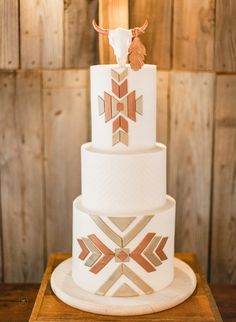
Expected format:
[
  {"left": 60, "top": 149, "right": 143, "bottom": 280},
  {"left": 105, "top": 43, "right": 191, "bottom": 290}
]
[{"left": 0, "top": 256, "right": 235, "bottom": 322}]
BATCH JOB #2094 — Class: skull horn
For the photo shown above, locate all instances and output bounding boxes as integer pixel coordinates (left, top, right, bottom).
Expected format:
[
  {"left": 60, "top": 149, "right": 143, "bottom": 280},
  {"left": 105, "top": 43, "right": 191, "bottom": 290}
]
[
  {"left": 92, "top": 19, "right": 109, "bottom": 35},
  {"left": 131, "top": 19, "right": 148, "bottom": 37}
]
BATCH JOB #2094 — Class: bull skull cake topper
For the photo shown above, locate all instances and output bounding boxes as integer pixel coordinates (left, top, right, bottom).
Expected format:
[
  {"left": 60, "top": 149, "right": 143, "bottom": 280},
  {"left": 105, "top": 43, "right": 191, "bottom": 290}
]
[{"left": 92, "top": 19, "right": 148, "bottom": 71}]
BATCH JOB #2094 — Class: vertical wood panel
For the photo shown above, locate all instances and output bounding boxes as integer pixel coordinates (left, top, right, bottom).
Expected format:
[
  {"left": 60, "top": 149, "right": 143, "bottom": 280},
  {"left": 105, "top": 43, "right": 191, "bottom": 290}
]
[
  {"left": 43, "top": 70, "right": 89, "bottom": 256},
  {"left": 173, "top": 0, "right": 215, "bottom": 71},
  {"left": 157, "top": 71, "right": 169, "bottom": 145},
  {"left": 64, "top": 0, "right": 99, "bottom": 68},
  {"left": 211, "top": 76, "right": 236, "bottom": 283},
  {"left": 215, "top": 0, "right": 236, "bottom": 72},
  {"left": 98, "top": 0, "right": 129, "bottom": 64},
  {"left": 129, "top": 0, "right": 172, "bottom": 69},
  {"left": 20, "top": 0, "right": 63, "bottom": 69},
  {"left": 0, "top": 0, "right": 19, "bottom": 69},
  {"left": 0, "top": 176, "right": 3, "bottom": 282},
  {"left": 0, "top": 71, "right": 44, "bottom": 282},
  {"left": 169, "top": 72, "right": 215, "bottom": 274}
]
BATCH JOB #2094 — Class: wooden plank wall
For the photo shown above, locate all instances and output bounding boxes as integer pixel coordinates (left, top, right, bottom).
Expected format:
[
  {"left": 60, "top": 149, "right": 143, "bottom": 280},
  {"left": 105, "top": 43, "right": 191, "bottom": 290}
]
[{"left": 0, "top": 0, "right": 235, "bottom": 284}]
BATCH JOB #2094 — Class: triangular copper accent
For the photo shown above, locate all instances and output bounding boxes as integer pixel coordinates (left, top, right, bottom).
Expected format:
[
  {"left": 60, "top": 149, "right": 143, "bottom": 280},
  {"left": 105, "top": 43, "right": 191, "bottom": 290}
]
[
  {"left": 112, "top": 283, "right": 139, "bottom": 297},
  {"left": 108, "top": 217, "right": 135, "bottom": 232}
]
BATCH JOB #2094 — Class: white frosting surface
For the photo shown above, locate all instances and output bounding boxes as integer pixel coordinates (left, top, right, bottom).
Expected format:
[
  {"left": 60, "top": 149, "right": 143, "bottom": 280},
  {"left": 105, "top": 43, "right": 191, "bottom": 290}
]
[
  {"left": 81, "top": 142, "right": 166, "bottom": 215},
  {"left": 90, "top": 64, "right": 156, "bottom": 151},
  {"left": 72, "top": 196, "right": 175, "bottom": 296}
]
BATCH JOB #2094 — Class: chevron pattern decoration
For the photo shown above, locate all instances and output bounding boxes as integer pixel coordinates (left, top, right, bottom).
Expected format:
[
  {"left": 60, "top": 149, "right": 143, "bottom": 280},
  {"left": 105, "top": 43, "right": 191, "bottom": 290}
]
[
  {"left": 98, "top": 67, "right": 143, "bottom": 146},
  {"left": 77, "top": 214, "right": 169, "bottom": 296}
]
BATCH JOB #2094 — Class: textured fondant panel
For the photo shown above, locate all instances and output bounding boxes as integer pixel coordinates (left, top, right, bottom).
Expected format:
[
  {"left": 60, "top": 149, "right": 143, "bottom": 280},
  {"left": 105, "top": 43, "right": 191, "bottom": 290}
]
[
  {"left": 90, "top": 64, "right": 156, "bottom": 151},
  {"left": 81, "top": 143, "right": 166, "bottom": 214},
  {"left": 72, "top": 196, "right": 175, "bottom": 296}
]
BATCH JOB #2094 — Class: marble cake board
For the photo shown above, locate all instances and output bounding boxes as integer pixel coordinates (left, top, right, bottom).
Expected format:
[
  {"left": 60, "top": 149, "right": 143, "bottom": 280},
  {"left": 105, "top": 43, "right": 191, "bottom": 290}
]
[{"left": 50, "top": 257, "right": 197, "bottom": 316}]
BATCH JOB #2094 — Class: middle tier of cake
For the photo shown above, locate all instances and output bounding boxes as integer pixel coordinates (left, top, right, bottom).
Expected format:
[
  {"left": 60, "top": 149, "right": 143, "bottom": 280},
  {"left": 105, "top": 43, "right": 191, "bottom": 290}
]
[{"left": 81, "top": 142, "right": 166, "bottom": 214}]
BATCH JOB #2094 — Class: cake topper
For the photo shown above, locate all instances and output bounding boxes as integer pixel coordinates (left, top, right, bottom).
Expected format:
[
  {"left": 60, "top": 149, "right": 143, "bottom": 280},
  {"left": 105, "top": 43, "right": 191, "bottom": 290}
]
[{"left": 92, "top": 19, "right": 148, "bottom": 71}]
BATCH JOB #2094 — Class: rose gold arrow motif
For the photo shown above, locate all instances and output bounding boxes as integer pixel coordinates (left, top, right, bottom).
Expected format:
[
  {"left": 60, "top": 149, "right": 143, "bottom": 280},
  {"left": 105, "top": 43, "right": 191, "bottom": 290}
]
[
  {"left": 77, "top": 239, "right": 89, "bottom": 260},
  {"left": 98, "top": 67, "right": 143, "bottom": 146},
  {"left": 130, "top": 233, "right": 156, "bottom": 272}
]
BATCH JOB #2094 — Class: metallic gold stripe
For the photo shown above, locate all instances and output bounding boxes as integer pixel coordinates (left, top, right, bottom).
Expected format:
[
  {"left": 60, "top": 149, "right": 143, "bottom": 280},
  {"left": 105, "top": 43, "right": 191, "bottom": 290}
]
[
  {"left": 120, "top": 131, "right": 128, "bottom": 145},
  {"left": 136, "top": 95, "right": 143, "bottom": 115},
  {"left": 123, "top": 215, "right": 153, "bottom": 247},
  {"left": 108, "top": 217, "right": 135, "bottom": 232},
  {"left": 111, "top": 68, "right": 128, "bottom": 82},
  {"left": 122, "top": 264, "right": 154, "bottom": 295},
  {"left": 88, "top": 234, "right": 114, "bottom": 255},
  {"left": 143, "top": 236, "right": 162, "bottom": 267},
  {"left": 95, "top": 264, "right": 123, "bottom": 295},
  {"left": 155, "top": 237, "right": 168, "bottom": 261},
  {"left": 112, "top": 131, "right": 119, "bottom": 146},
  {"left": 82, "top": 238, "right": 102, "bottom": 267},
  {"left": 104, "top": 92, "right": 112, "bottom": 122},
  {"left": 112, "top": 283, "right": 139, "bottom": 297},
  {"left": 90, "top": 216, "right": 123, "bottom": 247},
  {"left": 98, "top": 96, "right": 105, "bottom": 115}
]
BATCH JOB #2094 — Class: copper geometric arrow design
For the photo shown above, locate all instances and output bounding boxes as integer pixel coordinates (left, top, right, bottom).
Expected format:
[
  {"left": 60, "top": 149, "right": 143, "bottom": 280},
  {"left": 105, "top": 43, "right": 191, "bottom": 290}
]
[
  {"left": 143, "top": 236, "right": 162, "bottom": 267},
  {"left": 77, "top": 239, "right": 89, "bottom": 260},
  {"left": 155, "top": 237, "right": 168, "bottom": 261},
  {"left": 78, "top": 215, "right": 169, "bottom": 275},
  {"left": 112, "top": 115, "right": 128, "bottom": 133},
  {"left": 82, "top": 237, "right": 102, "bottom": 267},
  {"left": 97, "top": 67, "right": 144, "bottom": 146},
  {"left": 112, "top": 79, "right": 128, "bottom": 98},
  {"left": 130, "top": 233, "right": 156, "bottom": 272},
  {"left": 88, "top": 234, "right": 114, "bottom": 274}
]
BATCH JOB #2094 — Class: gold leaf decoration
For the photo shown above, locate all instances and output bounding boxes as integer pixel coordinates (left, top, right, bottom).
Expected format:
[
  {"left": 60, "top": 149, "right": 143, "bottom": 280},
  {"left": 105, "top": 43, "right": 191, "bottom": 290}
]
[{"left": 128, "top": 37, "right": 147, "bottom": 71}]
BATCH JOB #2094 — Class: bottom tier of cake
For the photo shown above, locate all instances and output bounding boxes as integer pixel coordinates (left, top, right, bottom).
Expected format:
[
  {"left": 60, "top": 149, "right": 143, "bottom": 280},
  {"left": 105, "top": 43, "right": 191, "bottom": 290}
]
[{"left": 72, "top": 196, "right": 175, "bottom": 297}]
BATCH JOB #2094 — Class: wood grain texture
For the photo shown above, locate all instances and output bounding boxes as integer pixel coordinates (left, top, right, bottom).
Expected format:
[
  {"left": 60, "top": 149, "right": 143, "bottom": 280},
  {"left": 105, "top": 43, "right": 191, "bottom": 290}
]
[
  {"left": 210, "top": 284, "right": 236, "bottom": 321},
  {"left": 129, "top": 0, "right": 172, "bottom": 69},
  {"left": 157, "top": 71, "right": 169, "bottom": 145},
  {"left": 0, "top": 0, "right": 19, "bottom": 69},
  {"left": 29, "top": 253, "right": 223, "bottom": 322},
  {"left": 64, "top": 0, "right": 99, "bottom": 68},
  {"left": 20, "top": 0, "right": 63, "bottom": 69},
  {"left": 215, "top": 0, "right": 236, "bottom": 72},
  {"left": 168, "top": 72, "right": 215, "bottom": 274},
  {"left": 98, "top": 0, "right": 129, "bottom": 64},
  {"left": 0, "top": 283, "right": 39, "bottom": 322},
  {"left": 0, "top": 176, "right": 2, "bottom": 283},
  {"left": 0, "top": 71, "right": 44, "bottom": 282},
  {"left": 211, "top": 76, "right": 236, "bottom": 284},
  {"left": 173, "top": 0, "right": 215, "bottom": 71},
  {"left": 43, "top": 70, "right": 89, "bottom": 256}
]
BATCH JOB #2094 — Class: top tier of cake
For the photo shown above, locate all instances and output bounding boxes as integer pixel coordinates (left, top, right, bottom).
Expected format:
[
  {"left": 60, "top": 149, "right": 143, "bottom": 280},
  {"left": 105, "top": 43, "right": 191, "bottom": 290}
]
[{"left": 90, "top": 64, "right": 156, "bottom": 152}]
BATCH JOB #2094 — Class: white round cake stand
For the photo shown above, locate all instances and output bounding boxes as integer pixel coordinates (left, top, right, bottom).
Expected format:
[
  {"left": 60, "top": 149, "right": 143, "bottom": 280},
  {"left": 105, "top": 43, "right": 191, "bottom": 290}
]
[{"left": 50, "top": 258, "right": 197, "bottom": 316}]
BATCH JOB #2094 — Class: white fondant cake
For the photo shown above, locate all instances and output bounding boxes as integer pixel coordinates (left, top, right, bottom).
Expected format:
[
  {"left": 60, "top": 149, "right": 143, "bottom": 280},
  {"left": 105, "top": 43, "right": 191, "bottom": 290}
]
[
  {"left": 91, "top": 65, "right": 156, "bottom": 151},
  {"left": 81, "top": 143, "right": 166, "bottom": 214},
  {"left": 72, "top": 63, "right": 176, "bottom": 297}
]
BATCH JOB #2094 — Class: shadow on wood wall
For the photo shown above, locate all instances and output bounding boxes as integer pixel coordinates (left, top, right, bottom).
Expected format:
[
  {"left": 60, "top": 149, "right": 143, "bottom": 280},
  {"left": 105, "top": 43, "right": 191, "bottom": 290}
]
[{"left": 0, "top": 0, "right": 235, "bottom": 284}]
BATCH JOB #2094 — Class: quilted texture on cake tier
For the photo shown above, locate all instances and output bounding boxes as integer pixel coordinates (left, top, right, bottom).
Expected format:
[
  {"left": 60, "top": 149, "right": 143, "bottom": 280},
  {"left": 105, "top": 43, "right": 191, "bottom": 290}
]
[{"left": 81, "top": 142, "right": 166, "bottom": 214}]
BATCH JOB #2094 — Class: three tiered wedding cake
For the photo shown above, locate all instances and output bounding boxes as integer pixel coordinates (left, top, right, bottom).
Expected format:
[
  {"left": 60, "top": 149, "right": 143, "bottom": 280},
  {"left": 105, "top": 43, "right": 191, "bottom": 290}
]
[{"left": 51, "top": 20, "right": 196, "bottom": 315}]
